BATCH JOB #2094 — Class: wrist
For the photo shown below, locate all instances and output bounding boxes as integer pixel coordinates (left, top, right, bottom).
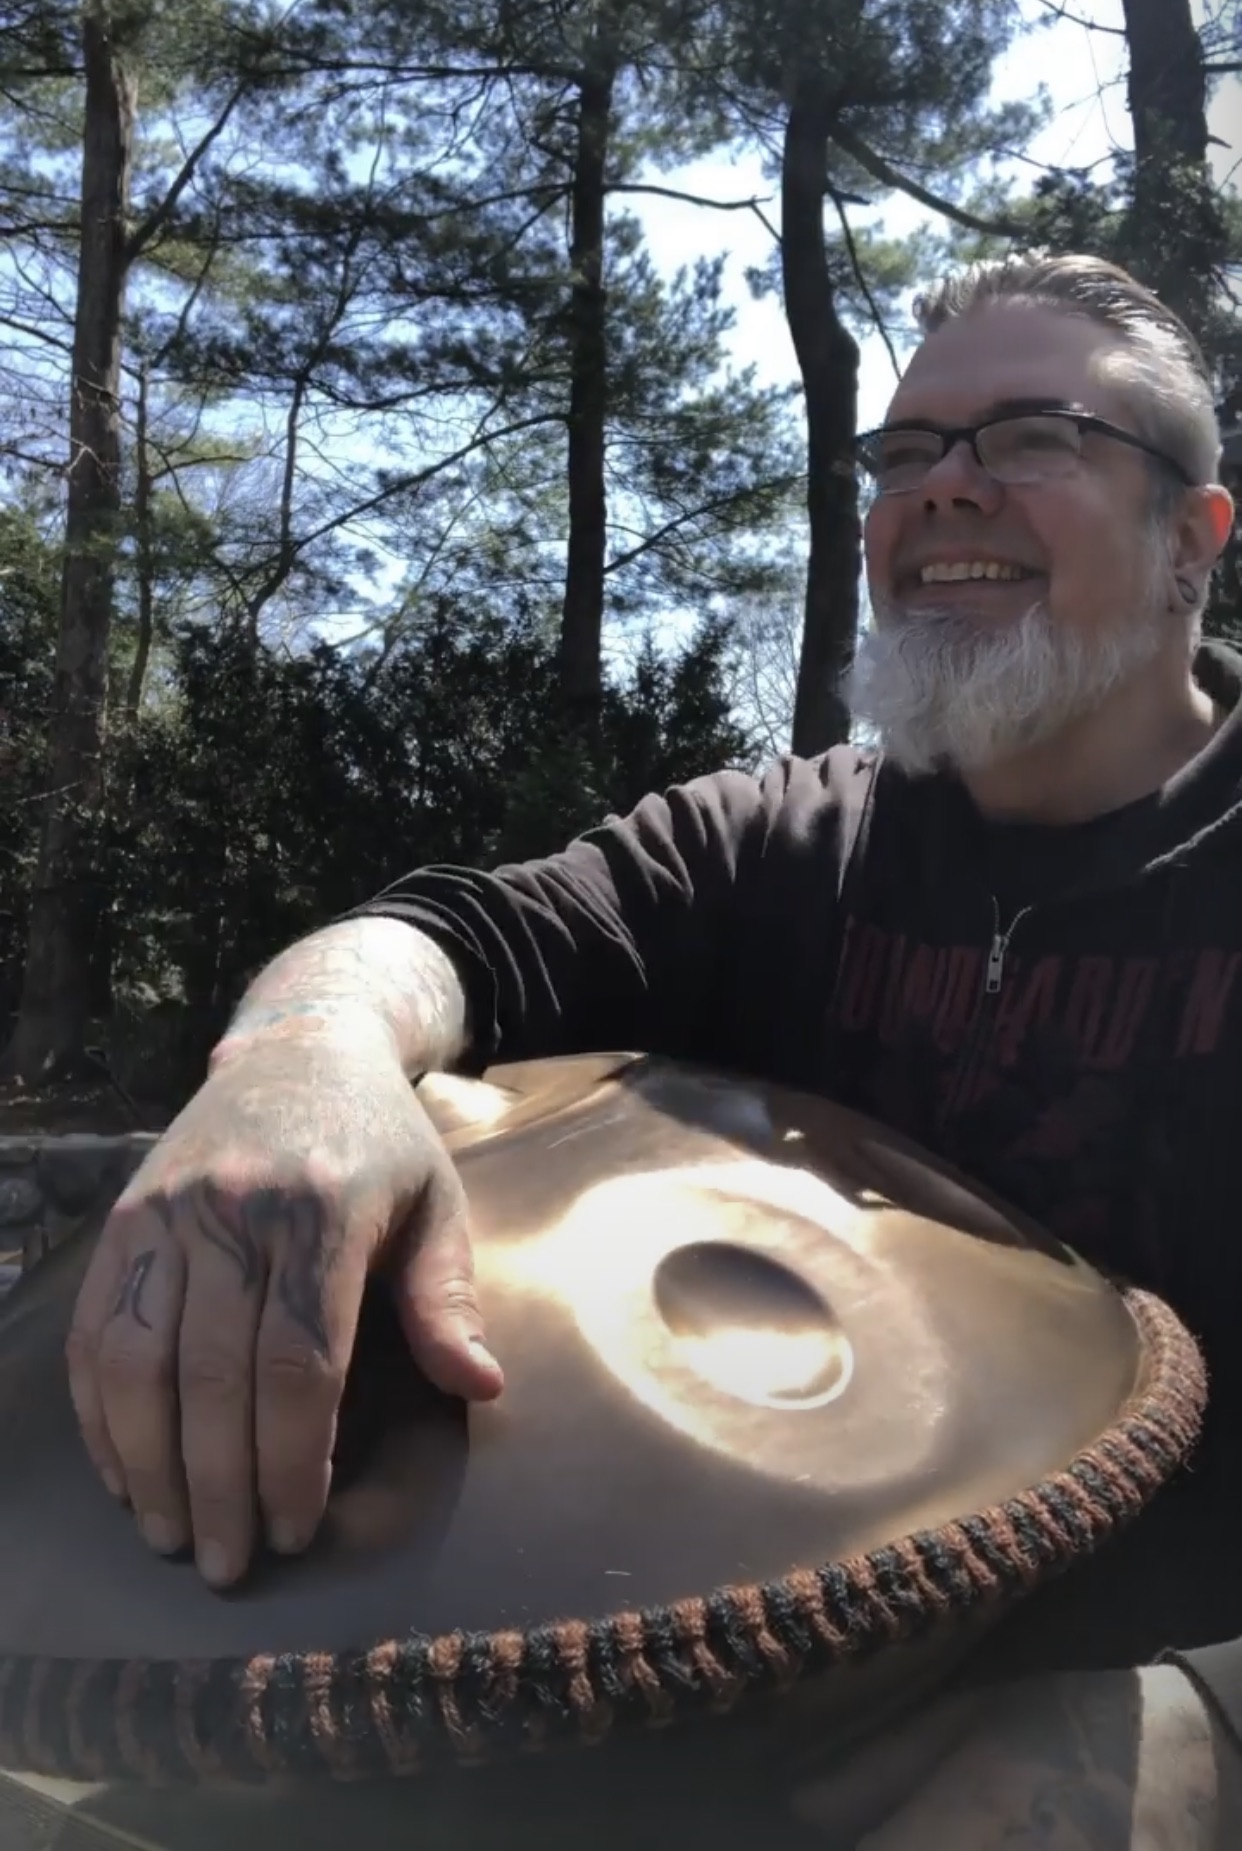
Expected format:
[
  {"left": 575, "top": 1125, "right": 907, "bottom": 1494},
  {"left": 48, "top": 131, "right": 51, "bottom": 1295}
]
[
  {"left": 209, "top": 1002, "right": 403, "bottom": 1075},
  {"left": 216, "top": 920, "right": 469, "bottom": 1079}
]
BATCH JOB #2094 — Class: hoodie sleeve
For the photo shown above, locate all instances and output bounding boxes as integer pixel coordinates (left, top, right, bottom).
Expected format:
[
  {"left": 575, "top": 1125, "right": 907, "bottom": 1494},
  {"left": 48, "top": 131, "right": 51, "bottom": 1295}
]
[
  {"left": 345, "top": 767, "right": 777, "bottom": 1066},
  {"left": 343, "top": 748, "right": 868, "bottom": 1069}
]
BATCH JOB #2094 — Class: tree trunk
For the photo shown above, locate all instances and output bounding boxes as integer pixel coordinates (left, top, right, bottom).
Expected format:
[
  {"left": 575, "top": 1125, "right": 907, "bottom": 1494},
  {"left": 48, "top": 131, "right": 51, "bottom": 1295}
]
[
  {"left": 1123, "top": 0, "right": 1210, "bottom": 170},
  {"left": 782, "top": 78, "right": 859, "bottom": 757},
  {"left": 1121, "top": 0, "right": 1223, "bottom": 339},
  {"left": 1120, "top": 0, "right": 1236, "bottom": 636},
  {"left": 558, "top": 53, "right": 616, "bottom": 723},
  {"left": 1, "top": 2, "right": 135, "bottom": 1082},
  {"left": 125, "top": 361, "right": 154, "bottom": 722}
]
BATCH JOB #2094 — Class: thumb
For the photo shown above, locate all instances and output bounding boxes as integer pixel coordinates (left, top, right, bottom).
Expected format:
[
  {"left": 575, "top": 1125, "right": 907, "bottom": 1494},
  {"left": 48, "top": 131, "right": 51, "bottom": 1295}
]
[{"left": 392, "top": 1163, "right": 504, "bottom": 1401}]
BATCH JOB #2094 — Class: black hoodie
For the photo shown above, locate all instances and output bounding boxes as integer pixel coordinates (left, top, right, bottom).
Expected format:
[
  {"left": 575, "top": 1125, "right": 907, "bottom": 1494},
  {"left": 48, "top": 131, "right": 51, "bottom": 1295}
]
[{"left": 351, "top": 639, "right": 1242, "bottom": 1696}]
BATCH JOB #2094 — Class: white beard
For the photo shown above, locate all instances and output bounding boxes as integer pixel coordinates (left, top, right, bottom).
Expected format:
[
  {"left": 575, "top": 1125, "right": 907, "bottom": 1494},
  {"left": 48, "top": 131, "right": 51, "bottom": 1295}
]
[{"left": 847, "top": 592, "right": 1166, "bottom": 776}]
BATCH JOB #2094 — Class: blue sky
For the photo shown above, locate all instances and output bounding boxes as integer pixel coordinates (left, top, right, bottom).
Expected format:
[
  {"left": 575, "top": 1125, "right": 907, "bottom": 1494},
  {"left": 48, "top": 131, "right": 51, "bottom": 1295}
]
[
  {"left": 288, "top": 1, "right": 1239, "bottom": 646},
  {"left": 608, "top": 1, "right": 1238, "bottom": 694},
  {"left": 632, "top": 0, "right": 1139, "bottom": 424}
]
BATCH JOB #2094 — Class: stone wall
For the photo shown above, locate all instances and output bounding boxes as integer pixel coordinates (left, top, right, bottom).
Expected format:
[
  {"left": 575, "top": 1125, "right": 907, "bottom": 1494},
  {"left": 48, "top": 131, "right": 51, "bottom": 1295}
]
[{"left": 0, "top": 1134, "right": 158, "bottom": 1299}]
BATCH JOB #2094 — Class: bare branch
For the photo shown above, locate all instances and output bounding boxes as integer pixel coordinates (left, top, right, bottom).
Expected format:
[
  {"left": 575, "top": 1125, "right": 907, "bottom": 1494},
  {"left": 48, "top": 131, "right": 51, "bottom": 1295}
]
[
  {"left": 126, "top": 83, "right": 249, "bottom": 264},
  {"left": 748, "top": 197, "right": 781, "bottom": 244},
  {"left": 272, "top": 412, "right": 565, "bottom": 559},
  {"left": 604, "top": 475, "right": 804, "bottom": 575},
  {"left": 235, "top": 53, "right": 578, "bottom": 84},
  {"left": 0, "top": 219, "right": 76, "bottom": 236},
  {"left": 606, "top": 182, "right": 777, "bottom": 213},
  {"left": 148, "top": 224, "right": 220, "bottom": 370},
  {"left": 826, "top": 187, "right": 901, "bottom": 380},
  {"left": 1034, "top": 0, "right": 1127, "bottom": 34},
  {"left": 0, "top": 444, "right": 63, "bottom": 473},
  {"left": 0, "top": 310, "right": 73, "bottom": 355},
  {"left": 829, "top": 125, "right": 1026, "bottom": 238},
  {"left": 0, "top": 62, "right": 80, "bottom": 79}
]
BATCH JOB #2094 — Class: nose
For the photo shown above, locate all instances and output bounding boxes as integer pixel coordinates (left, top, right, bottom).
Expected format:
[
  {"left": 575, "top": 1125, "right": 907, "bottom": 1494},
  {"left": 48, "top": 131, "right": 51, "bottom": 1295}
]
[{"left": 919, "top": 438, "right": 1005, "bottom": 515}]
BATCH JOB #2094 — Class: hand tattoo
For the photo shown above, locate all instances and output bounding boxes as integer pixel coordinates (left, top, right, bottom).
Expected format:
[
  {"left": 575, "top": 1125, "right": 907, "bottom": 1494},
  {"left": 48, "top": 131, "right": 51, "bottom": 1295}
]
[
  {"left": 273, "top": 1193, "right": 337, "bottom": 1357},
  {"left": 110, "top": 1250, "right": 157, "bottom": 1330},
  {"left": 221, "top": 919, "right": 468, "bottom": 1076},
  {"left": 217, "top": 1000, "right": 362, "bottom": 1041},
  {"left": 193, "top": 1180, "right": 337, "bottom": 1359},
  {"left": 196, "top": 1181, "right": 265, "bottom": 1292}
]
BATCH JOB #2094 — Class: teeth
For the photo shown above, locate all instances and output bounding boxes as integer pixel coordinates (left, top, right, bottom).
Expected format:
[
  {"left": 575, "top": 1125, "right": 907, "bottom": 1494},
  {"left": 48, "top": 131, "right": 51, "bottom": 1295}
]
[{"left": 918, "top": 561, "right": 1028, "bottom": 584}]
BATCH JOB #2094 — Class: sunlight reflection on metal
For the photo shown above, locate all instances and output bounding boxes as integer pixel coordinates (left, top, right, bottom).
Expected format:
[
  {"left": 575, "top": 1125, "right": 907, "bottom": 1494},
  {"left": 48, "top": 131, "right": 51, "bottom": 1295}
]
[
  {"left": 489, "top": 1160, "right": 942, "bottom": 1486},
  {"left": 0, "top": 1053, "right": 1148, "bottom": 1668}
]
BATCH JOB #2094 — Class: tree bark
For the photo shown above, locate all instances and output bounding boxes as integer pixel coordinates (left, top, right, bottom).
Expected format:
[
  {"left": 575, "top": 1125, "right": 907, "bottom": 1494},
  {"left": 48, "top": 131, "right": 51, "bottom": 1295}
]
[
  {"left": 1121, "top": 0, "right": 1222, "bottom": 339},
  {"left": 1122, "top": 0, "right": 1210, "bottom": 171},
  {"left": 2, "top": 1, "right": 135, "bottom": 1081},
  {"left": 1119, "top": 0, "right": 1237, "bottom": 637},
  {"left": 782, "top": 78, "right": 859, "bottom": 756},
  {"left": 125, "top": 361, "right": 154, "bottom": 722},
  {"left": 558, "top": 51, "right": 616, "bottom": 723}
]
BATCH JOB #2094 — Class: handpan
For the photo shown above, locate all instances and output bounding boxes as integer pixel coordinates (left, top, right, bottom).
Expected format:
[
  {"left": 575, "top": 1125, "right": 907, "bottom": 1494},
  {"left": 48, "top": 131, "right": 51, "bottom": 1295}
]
[{"left": 0, "top": 1054, "right": 1205, "bottom": 1820}]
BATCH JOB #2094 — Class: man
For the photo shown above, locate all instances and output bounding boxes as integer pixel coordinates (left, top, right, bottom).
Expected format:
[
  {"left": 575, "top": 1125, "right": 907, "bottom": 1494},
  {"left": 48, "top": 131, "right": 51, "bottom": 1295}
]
[{"left": 66, "top": 255, "right": 1242, "bottom": 1842}]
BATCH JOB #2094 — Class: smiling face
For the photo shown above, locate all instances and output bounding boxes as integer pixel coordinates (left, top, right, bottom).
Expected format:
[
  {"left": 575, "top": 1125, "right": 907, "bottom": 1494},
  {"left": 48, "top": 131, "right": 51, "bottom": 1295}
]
[{"left": 852, "top": 305, "right": 1184, "bottom": 775}]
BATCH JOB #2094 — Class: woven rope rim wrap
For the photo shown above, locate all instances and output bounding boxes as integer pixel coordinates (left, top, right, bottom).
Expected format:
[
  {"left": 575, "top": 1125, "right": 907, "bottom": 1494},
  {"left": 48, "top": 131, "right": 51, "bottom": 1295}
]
[{"left": 0, "top": 1289, "right": 1205, "bottom": 1788}]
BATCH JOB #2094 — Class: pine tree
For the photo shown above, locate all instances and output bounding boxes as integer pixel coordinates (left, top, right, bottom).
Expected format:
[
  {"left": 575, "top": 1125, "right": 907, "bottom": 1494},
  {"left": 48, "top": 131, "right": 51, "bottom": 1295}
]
[
  {"left": 669, "top": 0, "right": 1041, "bottom": 751},
  {"left": 0, "top": 0, "right": 296, "bottom": 1077},
  {"left": 368, "top": 0, "right": 803, "bottom": 719},
  {"left": 949, "top": 1, "right": 1240, "bottom": 639}
]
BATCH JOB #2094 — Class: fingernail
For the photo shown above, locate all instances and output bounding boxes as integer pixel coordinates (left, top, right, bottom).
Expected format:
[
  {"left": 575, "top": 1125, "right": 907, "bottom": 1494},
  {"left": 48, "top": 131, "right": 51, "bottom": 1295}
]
[
  {"left": 269, "top": 1520, "right": 304, "bottom": 1555},
  {"left": 102, "top": 1467, "right": 125, "bottom": 1501},
  {"left": 197, "top": 1541, "right": 230, "bottom": 1586},
  {"left": 468, "top": 1336, "right": 500, "bottom": 1370},
  {"left": 142, "top": 1513, "right": 179, "bottom": 1555}
]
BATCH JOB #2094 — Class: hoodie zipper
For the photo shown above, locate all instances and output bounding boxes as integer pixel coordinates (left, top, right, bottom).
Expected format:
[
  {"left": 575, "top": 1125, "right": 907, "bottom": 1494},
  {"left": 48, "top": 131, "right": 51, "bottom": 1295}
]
[
  {"left": 942, "top": 897, "right": 1035, "bottom": 1133},
  {"left": 985, "top": 896, "right": 1034, "bottom": 995}
]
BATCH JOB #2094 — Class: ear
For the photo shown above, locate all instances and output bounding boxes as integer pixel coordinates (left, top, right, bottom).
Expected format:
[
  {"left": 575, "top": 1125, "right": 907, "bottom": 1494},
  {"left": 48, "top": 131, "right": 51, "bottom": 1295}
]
[{"left": 1170, "top": 483, "right": 1236, "bottom": 579}]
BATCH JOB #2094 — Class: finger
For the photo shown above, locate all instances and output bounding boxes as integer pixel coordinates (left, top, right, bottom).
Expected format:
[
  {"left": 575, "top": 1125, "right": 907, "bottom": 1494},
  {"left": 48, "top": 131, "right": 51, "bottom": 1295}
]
[
  {"left": 92, "top": 1232, "right": 191, "bottom": 1555},
  {"left": 65, "top": 1211, "right": 137, "bottom": 1502},
  {"left": 253, "top": 1180, "right": 369, "bottom": 1559},
  {"left": 177, "top": 1178, "right": 272, "bottom": 1588},
  {"left": 392, "top": 1164, "right": 503, "bottom": 1400}
]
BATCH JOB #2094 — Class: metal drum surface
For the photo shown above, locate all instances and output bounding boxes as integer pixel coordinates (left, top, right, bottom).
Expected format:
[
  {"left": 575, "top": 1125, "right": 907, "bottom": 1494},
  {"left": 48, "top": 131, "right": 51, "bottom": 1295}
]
[{"left": 0, "top": 1053, "right": 1205, "bottom": 1824}]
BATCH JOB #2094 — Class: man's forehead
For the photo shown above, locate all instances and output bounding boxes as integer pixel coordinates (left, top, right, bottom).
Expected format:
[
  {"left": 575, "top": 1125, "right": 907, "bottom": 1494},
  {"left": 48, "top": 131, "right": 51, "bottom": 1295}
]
[{"left": 884, "top": 304, "right": 1126, "bottom": 425}]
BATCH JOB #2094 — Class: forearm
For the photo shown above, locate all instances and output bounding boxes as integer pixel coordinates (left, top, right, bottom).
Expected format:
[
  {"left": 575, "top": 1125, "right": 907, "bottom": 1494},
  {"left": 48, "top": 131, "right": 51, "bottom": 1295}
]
[{"left": 212, "top": 918, "right": 469, "bottom": 1077}]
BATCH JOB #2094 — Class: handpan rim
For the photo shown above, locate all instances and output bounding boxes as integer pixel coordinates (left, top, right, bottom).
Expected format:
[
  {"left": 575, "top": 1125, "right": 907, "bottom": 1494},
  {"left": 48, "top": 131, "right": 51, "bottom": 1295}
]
[{"left": 0, "top": 1287, "right": 1204, "bottom": 1789}]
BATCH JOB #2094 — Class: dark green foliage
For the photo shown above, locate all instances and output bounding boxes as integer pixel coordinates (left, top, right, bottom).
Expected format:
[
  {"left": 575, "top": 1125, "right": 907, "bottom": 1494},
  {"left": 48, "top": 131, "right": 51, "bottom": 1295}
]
[
  {"left": 12, "top": 0, "right": 1235, "bottom": 1080},
  {"left": 4, "top": 603, "right": 746, "bottom": 1059},
  {"left": 0, "top": 512, "right": 60, "bottom": 1024}
]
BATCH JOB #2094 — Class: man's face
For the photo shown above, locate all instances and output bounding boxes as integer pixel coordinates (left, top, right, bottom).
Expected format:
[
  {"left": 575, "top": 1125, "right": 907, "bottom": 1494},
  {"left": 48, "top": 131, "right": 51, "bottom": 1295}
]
[{"left": 853, "top": 304, "right": 1177, "bottom": 775}]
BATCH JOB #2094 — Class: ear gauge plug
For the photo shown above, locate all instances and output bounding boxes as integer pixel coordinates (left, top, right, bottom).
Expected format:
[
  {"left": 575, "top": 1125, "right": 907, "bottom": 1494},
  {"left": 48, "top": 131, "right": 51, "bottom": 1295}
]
[{"left": 1176, "top": 576, "right": 1199, "bottom": 605}]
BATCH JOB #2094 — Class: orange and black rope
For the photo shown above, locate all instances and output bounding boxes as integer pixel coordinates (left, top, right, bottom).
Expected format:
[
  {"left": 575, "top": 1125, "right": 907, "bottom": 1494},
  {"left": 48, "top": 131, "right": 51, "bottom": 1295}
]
[{"left": 0, "top": 1290, "right": 1206, "bottom": 1789}]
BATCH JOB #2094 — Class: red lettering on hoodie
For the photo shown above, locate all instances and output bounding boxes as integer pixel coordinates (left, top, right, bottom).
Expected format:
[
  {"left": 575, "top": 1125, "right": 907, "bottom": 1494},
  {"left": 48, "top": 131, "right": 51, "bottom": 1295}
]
[
  {"left": 1176, "top": 950, "right": 1242, "bottom": 1057},
  {"left": 995, "top": 956, "right": 1061, "bottom": 1066},
  {"left": 1089, "top": 958, "right": 1158, "bottom": 1071}
]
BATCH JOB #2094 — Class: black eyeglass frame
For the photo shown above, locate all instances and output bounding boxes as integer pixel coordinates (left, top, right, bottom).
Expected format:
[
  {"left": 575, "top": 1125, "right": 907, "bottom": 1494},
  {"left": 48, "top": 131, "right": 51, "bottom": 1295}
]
[{"left": 854, "top": 406, "right": 1197, "bottom": 493}]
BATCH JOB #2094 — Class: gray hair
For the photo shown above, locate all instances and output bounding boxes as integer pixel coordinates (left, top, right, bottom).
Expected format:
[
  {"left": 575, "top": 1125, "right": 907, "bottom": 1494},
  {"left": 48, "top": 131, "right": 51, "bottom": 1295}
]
[{"left": 914, "top": 254, "right": 1222, "bottom": 508}]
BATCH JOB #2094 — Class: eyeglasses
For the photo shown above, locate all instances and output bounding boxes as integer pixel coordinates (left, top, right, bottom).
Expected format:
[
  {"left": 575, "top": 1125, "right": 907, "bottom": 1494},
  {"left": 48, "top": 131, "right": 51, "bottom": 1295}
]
[{"left": 854, "top": 408, "right": 1196, "bottom": 495}]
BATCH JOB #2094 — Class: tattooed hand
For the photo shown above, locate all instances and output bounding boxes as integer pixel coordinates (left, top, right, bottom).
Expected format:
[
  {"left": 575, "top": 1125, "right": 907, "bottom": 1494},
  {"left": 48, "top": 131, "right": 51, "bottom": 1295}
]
[
  {"left": 791, "top": 1665, "right": 1242, "bottom": 1849},
  {"left": 64, "top": 1016, "right": 503, "bottom": 1590}
]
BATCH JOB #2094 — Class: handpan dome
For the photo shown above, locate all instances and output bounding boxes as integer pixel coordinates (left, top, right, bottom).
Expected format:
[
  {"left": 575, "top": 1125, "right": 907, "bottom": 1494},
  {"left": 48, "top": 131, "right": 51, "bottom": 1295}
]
[{"left": 0, "top": 1054, "right": 1205, "bottom": 1794}]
